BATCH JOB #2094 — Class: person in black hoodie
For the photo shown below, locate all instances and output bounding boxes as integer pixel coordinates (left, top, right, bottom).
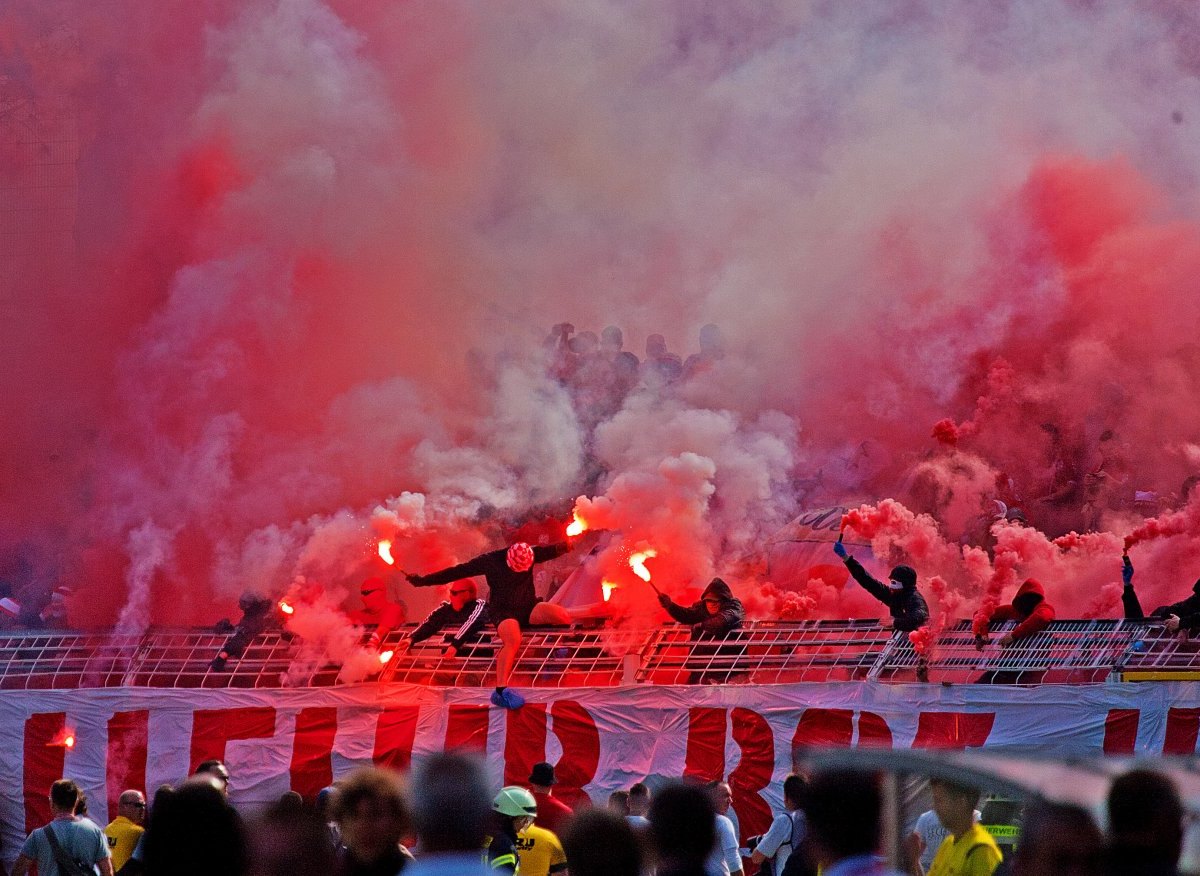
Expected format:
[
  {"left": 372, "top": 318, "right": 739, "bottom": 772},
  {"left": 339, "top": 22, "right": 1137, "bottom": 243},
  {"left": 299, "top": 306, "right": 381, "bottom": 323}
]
[
  {"left": 397, "top": 579, "right": 490, "bottom": 658},
  {"left": 1122, "top": 555, "right": 1200, "bottom": 633},
  {"left": 832, "top": 536, "right": 929, "bottom": 631},
  {"left": 658, "top": 578, "right": 745, "bottom": 683}
]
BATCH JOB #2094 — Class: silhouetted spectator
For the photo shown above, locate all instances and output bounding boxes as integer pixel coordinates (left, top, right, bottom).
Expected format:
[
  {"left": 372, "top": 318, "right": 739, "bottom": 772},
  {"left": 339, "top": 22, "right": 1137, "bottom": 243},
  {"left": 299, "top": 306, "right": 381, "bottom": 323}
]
[
  {"left": 804, "top": 769, "right": 902, "bottom": 876},
  {"left": 527, "top": 763, "right": 575, "bottom": 836},
  {"left": 601, "top": 325, "right": 640, "bottom": 400},
  {"left": 1010, "top": 802, "right": 1102, "bottom": 876},
  {"left": 13, "top": 779, "right": 113, "bottom": 876},
  {"left": 750, "top": 774, "right": 808, "bottom": 876},
  {"left": 247, "top": 801, "right": 337, "bottom": 876},
  {"left": 193, "top": 759, "right": 231, "bottom": 796},
  {"left": 1136, "top": 569, "right": 1200, "bottom": 634},
  {"left": 330, "top": 768, "right": 410, "bottom": 876},
  {"left": 143, "top": 776, "right": 246, "bottom": 876},
  {"left": 627, "top": 782, "right": 651, "bottom": 829},
  {"left": 649, "top": 782, "right": 715, "bottom": 876},
  {"left": 642, "top": 334, "right": 683, "bottom": 386},
  {"left": 562, "top": 809, "right": 644, "bottom": 876},
  {"left": 682, "top": 324, "right": 725, "bottom": 380},
  {"left": 609, "top": 790, "right": 631, "bottom": 816},
  {"left": 407, "top": 753, "right": 493, "bottom": 876},
  {"left": 1106, "top": 769, "right": 1184, "bottom": 876}
]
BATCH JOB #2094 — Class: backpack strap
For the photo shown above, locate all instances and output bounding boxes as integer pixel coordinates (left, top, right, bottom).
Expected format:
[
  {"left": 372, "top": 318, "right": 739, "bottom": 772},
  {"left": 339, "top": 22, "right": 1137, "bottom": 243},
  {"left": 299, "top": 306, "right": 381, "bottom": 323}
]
[{"left": 42, "top": 823, "right": 89, "bottom": 876}]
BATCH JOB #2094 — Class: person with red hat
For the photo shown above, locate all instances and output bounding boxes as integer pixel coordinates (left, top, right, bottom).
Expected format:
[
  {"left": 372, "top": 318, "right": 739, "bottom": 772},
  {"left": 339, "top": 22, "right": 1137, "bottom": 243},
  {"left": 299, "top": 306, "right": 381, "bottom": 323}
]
[{"left": 406, "top": 542, "right": 574, "bottom": 709}]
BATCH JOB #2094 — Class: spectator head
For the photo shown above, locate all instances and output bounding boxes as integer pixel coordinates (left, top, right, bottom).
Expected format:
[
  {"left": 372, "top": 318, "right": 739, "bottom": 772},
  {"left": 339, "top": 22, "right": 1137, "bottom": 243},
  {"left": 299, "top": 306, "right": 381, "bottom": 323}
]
[
  {"left": 698, "top": 324, "right": 723, "bottom": 355},
  {"left": 888, "top": 565, "right": 917, "bottom": 591},
  {"left": 49, "top": 779, "right": 81, "bottom": 814},
  {"left": 601, "top": 325, "right": 624, "bottom": 352},
  {"left": 930, "top": 779, "right": 981, "bottom": 836},
  {"left": 331, "top": 767, "right": 409, "bottom": 866},
  {"left": 194, "top": 759, "right": 231, "bottom": 795},
  {"left": 705, "top": 780, "right": 733, "bottom": 815},
  {"left": 118, "top": 789, "right": 147, "bottom": 825},
  {"left": 646, "top": 334, "right": 668, "bottom": 358},
  {"left": 1012, "top": 801, "right": 1102, "bottom": 876},
  {"left": 448, "top": 579, "right": 477, "bottom": 609},
  {"left": 563, "top": 808, "right": 644, "bottom": 876},
  {"left": 239, "top": 591, "right": 270, "bottom": 614},
  {"left": 528, "top": 761, "right": 557, "bottom": 791},
  {"left": 360, "top": 577, "right": 388, "bottom": 611},
  {"left": 782, "top": 774, "right": 807, "bottom": 811},
  {"left": 247, "top": 800, "right": 337, "bottom": 876},
  {"left": 1107, "top": 769, "right": 1184, "bottom": 868},
  {"left": 649, "top": 781, "right": 715, "bottom": 870},
  {"left": 608, "top": 790, "right": 631, "bottom": 815},
  {"left": 278, "top": 790, "right": 304, "bottom": 812},
  {"left": 145, "top": 777, "right": 245, "bottom": 876},
  {"left": 74, "top": 792, "right": 89, "bottom": 817},
  {"left": 804, "top": 769, "right": 882, "bottom": 866},
  {"left": 315, "top": 784, "right": 337, "bottom": 821},
  {"left": 411, "top": 752, "right": 492, "bottom": 854},
  {"left": 628, "top": 782, "right": 651, "bottom": 816}
]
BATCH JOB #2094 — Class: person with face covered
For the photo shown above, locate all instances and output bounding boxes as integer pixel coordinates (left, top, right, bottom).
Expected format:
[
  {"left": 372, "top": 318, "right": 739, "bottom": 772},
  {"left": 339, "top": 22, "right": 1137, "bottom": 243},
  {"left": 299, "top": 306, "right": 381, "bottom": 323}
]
[
  {"left": 406, "top": 542, "right": 573, "bottom": 709},
  {"left": 972, "top": 579, "right": 1055, "bottom": 649},
  {"left": 833, "top": 536, "right": 929, "bottom": 632},
  {"left": 1126, "top": 556, "right": 1200, "bottom": 634},
  {"left": 210, "top": 591, "right": 288, "bottom": 672},
  {"left": 397, "top": 579, "right": 490, "bottom": 658},
  {"left": 658, "top": 578, "right": 746, "bottom": 683},
  {"left": 348, "top": 577, "right": 407, "bottom": 651}
]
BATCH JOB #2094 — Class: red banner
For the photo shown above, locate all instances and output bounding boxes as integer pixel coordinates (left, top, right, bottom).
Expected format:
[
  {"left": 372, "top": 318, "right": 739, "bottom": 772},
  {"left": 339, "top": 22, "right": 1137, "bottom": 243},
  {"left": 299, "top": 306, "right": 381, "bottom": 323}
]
[{"left": 2, "top": 681, "right": 1199, "bottom": 866}]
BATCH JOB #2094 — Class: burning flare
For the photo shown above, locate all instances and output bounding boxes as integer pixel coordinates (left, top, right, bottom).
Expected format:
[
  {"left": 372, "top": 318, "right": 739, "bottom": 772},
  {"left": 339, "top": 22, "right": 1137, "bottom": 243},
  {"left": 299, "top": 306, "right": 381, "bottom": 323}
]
[
  {"left": 566, "top": 514, "right": 586, "bottom": 537},
  {"left": 601, "top": 580, "right": 617, "bottom": 602},
  {"left": 378, "top": 650, "right": 394, "bottom": 664},
  {"left": 629, "top": 549, "right": 657, "bottom": 582},
  {"left": 378, "top": 540, "right": 395, "bottom": 565},
  {"left": 50, "top": 727, "right": 76, "bottom": 748},
  {"left": 279, "top": 600, "right": 295, "bottom": 615}
]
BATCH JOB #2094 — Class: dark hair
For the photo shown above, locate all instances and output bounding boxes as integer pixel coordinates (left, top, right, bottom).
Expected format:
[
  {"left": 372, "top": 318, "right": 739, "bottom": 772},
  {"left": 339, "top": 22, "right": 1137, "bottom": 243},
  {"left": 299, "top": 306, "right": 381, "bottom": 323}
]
[
  {"left": 805, "top": 769, "right": 881, "bottom": 859},
  {"left": 783, "top": 774, "right": 808, "bottom": 808},
  {"left": 195, "top": 759, "right": 227, "bottom": 778},
  {"left": 563, "top": 808, "right": 644, "bottom": 876},
  {"left": 330, "top": 767, "right": 408, "bottom": 829},
  {"left": 247, "top": 800, "right": 337, "bottom": 876},
  {"left": 629, "top": 782, "right": 650, "bottom": 801},
  {"left": 649, "top": 782, "right": 715, "bottom": 867},
  {"left": 609, "top": 790, "right": 631, "bottom": 815},
  {"left": 1108, "top": 769, "right": 1184, "bottom": 863},
  {"left": 50, "top": 779, "right": 80, "bottom": 812},
  {"left": 930, "top": 778, "right": 982, "bottom": 809},
  {"left": 411, "top": 753, "right": 492, "bottom": 853},
  {"left": 145, "top": 779, "right": 246, "bottom": 876}
]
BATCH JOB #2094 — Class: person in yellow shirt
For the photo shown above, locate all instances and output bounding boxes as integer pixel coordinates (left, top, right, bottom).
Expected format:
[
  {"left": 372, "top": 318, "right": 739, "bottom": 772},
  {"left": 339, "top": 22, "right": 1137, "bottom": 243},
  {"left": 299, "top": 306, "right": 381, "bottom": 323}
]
[
  {"left": 103, "top": 790, "right": 146, "bottom": 872},
  {"left": 516, "top": 822, "right": 568, "bottom": 876},
  {"left": 917, "top": 779, "right": 1001, "bottom": 876}
]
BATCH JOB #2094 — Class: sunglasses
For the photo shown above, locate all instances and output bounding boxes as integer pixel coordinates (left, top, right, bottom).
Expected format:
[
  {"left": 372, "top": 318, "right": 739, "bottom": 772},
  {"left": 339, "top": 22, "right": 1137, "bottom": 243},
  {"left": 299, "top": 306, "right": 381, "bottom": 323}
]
[
  {"left": 361, "top": 589, "right": 380, "bottom": 597},
  {"left": 450, "top": 589, "right": 472, "bottom": 596}
]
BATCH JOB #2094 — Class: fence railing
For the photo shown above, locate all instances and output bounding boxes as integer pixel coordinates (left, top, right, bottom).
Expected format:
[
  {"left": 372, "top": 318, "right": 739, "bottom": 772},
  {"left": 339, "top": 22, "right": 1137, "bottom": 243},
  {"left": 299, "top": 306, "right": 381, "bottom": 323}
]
[{"left": 0, "top": 619, "right": 1188, "bottom": 690}]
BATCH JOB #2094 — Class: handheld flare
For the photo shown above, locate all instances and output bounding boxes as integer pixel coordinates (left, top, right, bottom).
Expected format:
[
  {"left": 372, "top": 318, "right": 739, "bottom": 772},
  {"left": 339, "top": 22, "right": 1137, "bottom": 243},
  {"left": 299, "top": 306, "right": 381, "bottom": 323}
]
[
  {"left": 629, "top": 549, "right": 661, "bottom": 594},
  {"left": 378, "top": 540, "right": 395, "bottom": 565},
  {"left": 566, "top": 513, "right": 586, "bottom": 537}
]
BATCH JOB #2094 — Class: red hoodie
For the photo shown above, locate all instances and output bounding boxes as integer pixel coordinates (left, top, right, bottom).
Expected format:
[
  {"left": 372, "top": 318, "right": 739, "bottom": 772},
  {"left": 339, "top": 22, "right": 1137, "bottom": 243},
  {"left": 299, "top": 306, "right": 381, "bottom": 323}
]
[{"left": 972, "top": 578, "right": 1056, "bottom": 641}]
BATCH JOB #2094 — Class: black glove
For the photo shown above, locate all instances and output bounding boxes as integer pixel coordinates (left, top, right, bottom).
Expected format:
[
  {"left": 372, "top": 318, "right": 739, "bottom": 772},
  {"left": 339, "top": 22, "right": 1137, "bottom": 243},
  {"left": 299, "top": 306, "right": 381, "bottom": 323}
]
[
  {"left": 657, "top": 593, "right": 672, "bottom": 609},
  {"left": 214, "top": 618, "right": 235, "bottom": 634}
]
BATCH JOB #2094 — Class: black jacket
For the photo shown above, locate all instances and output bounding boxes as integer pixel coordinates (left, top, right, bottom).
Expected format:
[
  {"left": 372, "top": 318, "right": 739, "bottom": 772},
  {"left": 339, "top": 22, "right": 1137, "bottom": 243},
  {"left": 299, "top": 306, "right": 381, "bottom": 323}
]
[
  {"left": 662, "top": 578, "right": 744, "bottom": 640},
  {"left": 843, "top": 558, "right": 929, "bottom": 631},
  {"left": 410, "top": 544, "right": 569, "bottom": 622},
  {"left": 410, "top": 598, "right": 490, "bottom": 649},
  {"left": 1152, "top": 581, "right": 1200, "bottom": 631}
]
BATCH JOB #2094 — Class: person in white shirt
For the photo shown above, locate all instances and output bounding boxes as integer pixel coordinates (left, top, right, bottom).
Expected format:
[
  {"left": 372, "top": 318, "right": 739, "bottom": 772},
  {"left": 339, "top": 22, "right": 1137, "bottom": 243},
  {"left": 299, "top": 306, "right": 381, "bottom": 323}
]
[
  {"left": 705, "top": 782, "right": 743, "bottom": 876},
  {"left": 750, "top": 775, "right": 807, "bottom": 876}
]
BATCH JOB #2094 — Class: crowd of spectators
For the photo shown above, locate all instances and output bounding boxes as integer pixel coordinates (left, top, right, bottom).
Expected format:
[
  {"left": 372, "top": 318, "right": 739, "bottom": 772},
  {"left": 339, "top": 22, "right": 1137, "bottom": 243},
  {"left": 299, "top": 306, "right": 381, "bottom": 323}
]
[{"left": 9, "top": 758, "right": 1190, "bottom": 876}]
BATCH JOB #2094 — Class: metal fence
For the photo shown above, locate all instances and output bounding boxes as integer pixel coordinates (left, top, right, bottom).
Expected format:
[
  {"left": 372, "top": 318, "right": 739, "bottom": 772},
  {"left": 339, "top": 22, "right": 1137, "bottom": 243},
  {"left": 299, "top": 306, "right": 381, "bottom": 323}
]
[{"left": 0, "top": 619, "right": 1188, "bottom": 690}]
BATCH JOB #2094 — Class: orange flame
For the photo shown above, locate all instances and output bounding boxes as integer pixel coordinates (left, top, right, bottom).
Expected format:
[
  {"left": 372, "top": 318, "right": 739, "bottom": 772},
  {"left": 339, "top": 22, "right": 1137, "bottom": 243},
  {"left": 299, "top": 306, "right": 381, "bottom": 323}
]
[
  {"left": 378, "top": 540, "right": 395, "bottom": 565},
  {"left": 629, "top": 549, "right": 657, "bottom": 582},
  {"left": 279, "top": 600, "right": 294, "bottom": 615},
  {"left": 378, "top": 650, "right": 394, "bottom": 664},
  {"left": 566, "top": 512, "right": 587, "bottom": 537},
  {"left": 601, "top": 580, "right": 617, "bottom": 602},
  {"left": 50, "top": 727, "right": 76, "bottom": 748}
]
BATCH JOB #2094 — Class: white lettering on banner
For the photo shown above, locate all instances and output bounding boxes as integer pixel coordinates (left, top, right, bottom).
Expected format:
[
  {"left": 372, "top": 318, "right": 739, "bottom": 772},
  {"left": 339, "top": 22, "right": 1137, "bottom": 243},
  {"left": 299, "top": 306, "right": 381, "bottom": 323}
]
[{"left": 1, "top": 682, "right": 1198, "bottom": 866}]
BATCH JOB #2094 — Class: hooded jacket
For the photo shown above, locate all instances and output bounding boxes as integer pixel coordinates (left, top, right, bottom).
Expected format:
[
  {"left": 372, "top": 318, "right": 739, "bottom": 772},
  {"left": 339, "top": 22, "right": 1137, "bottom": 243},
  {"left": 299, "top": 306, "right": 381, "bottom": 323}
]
[
  {"left": 972, "top": 578, "right": 1056, "bottom": 641},
  {"left": 662, "top": 578, "right": 745, "bottom": 639},
  {"left": 842, "top": 558, "right": 929, "bottom": 631},
  {"left": 1151, "top": 578, "right": 1200, "bottom": 631}
]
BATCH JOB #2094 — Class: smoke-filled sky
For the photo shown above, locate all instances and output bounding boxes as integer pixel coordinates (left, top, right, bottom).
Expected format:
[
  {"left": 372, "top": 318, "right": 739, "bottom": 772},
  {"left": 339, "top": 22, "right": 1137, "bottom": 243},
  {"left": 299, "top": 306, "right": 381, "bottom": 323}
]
[{"left": 6, "top": 0, "right": 1200, "bottom": 633}]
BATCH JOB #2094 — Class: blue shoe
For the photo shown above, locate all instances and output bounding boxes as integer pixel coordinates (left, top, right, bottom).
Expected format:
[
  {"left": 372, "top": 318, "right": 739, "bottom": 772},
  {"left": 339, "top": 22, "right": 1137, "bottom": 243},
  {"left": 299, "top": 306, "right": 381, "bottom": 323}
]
[
  {"left": 500, "top": 688, "right": 525, "bottom": 709},
  {"left": 490, "top": 689, "right": 506, "bottom": 707}
]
